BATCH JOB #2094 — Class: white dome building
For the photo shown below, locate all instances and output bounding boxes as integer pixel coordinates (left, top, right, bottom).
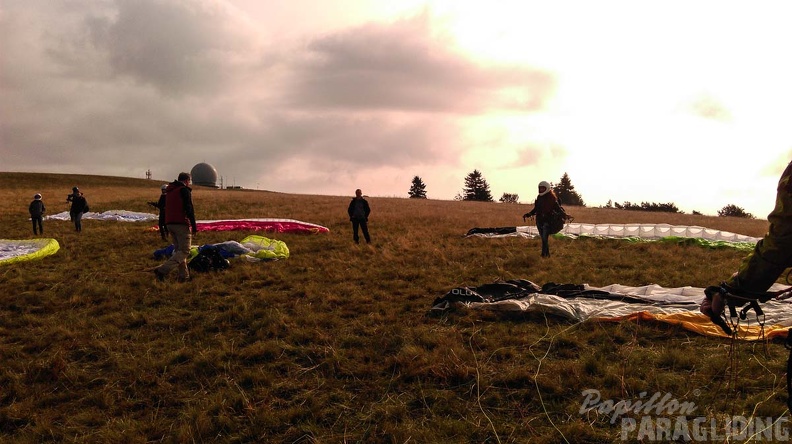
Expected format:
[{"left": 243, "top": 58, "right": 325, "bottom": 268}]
[{"left": 190, "top": 163, "right": 219, "bottom": 188}]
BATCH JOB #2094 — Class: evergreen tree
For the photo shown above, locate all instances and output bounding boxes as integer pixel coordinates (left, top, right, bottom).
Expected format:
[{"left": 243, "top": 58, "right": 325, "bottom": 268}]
[
  {"left": 552, "top": 172, "right": 585, "bottom": 206},
  {"left": 408, "top": 176, "right": 427, "bottom": 199},
  {"left": 462, "top": 170, "right": 493, "bottom": 202}
]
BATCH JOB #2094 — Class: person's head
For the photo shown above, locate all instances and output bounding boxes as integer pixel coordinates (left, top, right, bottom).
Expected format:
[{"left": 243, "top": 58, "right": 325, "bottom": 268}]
[
  {"left": 72, "top": 186, "right": 79, "bottom": 194},
  {"left": 161, "top": 184, "right": 168, "bottom": 193},
  {"left": 177, "top": 172, "right": 191, "bottom": 184},
  {"left": 355, "top": 189, "right": 362, "bottom": 198},
  {"left": 538, "top": 181, "right": 551, "bottom": 196},
  {"left": 34, "top": 193, "right": 42, "bottom": 200}
]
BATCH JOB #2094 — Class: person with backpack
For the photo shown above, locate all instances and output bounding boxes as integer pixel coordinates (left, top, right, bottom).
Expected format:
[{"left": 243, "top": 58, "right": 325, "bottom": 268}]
[
  {"left": 66, "top": 186, "right": 89, "bottom": 232},
  {"left": 28, "top": 193, "right": 46, "bottom": 235},
  {"left": 347, "top": 188, "right": 371, "bottom": 244},
  {"left": 523, "top": 181, "right": 567, "bottom": 258},
  {"left": 154, "top": 172, "right": 198, "bottom": 283},
  {"left": 148, "top": 184, "right": 169, "bottom": 241}
]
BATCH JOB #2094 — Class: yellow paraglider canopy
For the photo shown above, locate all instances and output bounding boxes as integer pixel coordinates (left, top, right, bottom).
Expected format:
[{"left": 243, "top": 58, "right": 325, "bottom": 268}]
[{"left": 0, "top": 239, "right": 60, "bottom": 265}]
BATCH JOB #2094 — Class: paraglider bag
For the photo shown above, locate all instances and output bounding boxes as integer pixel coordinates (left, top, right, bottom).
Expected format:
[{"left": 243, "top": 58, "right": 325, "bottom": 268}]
[
  {"left": 189, "top": 246, "right": 230, "bottom": 273},
  {"left": 547, "top": 206, "right": 572, "bottom": 235}
]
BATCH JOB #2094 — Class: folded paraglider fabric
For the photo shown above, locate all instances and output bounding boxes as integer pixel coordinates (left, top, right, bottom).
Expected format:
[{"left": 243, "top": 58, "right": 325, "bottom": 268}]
[
  {"left": 466, "top": 223, "right": 760, "bottom": 251},
  {"left": 431, "top": 280, "right": 792, "bottom": 341},
  {"left": 0, "top": 239, "right": 60, "bottom": 265}
]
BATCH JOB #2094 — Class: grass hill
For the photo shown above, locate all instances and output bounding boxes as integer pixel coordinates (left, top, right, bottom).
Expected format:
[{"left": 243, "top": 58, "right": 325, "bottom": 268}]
[{"left": 0, "top": 172, "right": 787, "bottom": 442}]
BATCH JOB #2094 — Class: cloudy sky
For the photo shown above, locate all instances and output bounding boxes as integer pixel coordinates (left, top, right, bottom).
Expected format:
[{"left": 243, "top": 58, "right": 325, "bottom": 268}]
[{"left": 2, "top": 0, "right": 791, "bottom": 217}]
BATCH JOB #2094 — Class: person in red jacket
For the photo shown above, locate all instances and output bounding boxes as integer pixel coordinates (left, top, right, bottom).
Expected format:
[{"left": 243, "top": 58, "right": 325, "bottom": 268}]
[
  {"left": 523, "top": 181, "right": 563, "bottom": 258},
  {"left": 154, "top": 172, "right": 198, "bottom": 283}
]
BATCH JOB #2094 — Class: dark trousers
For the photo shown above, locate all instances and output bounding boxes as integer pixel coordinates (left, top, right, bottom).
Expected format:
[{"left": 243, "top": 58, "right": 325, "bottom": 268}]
[
  {"left": 158, "top": 223, "right": 169, "bottom": 240},
  {"left": 352, "top": 219, "right": 370, "bottom": 244},
  {"left": 31, "top": 217, "right": 43, "bottom": 235},
  {"left": 538, "top": 222, "right": 550, "bottom": 257},
  {"left": 71, "top": 211, "right": 83, "bottom": 231}
]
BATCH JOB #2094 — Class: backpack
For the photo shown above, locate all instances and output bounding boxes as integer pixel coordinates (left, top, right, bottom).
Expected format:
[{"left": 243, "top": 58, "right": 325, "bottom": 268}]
[
  {"left": 188, "top": 246, "right": 230, "bottom": 273},
  {"left": 547, "top": 205, "right": 573, "bottom": 235}
]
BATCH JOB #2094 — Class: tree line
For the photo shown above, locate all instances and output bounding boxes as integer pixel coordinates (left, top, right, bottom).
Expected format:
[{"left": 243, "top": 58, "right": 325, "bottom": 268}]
[{"left": 407, "top": 171, "right": 755, "bottom": 218}]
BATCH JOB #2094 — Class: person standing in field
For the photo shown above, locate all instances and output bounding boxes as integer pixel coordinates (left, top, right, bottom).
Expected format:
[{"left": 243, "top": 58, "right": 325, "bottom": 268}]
[
  {"left": 523, "top": 181, "right": 563, "bottom": 258},
  {"left": 154, "top": 172, "right": 198, "bottom": 283},
  {"left": 701, "top": 160, "right": 792, "bottom": 326},
  {"left": 148, "top": 184, "right": 169, "bottom": 241},
  {"left": 66, "top": 186, "right": 89, "bottom": 232},
  {"left": 347, "top": 188, "right": 371, "bottom": 244},
  {"left": 29, "top": 193, "right": 45, "bottom": 235}
]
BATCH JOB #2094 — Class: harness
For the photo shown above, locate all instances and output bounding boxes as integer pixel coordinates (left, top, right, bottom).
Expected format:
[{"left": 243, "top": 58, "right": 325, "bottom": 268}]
[{"left": 704, "top": 283, "right": 792, "bottom": 410}]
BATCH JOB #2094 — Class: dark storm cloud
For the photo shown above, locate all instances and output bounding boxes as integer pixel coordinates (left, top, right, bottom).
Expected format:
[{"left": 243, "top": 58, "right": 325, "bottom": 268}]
[
  {"left": 86, "top": 0, "right": 250, "bottom": 96},
  {"left": 0, "top": 1, "right": 552, "bottom": 193},
  {"left": 286, "top": 15, "right": 555, "bottom": 113}
]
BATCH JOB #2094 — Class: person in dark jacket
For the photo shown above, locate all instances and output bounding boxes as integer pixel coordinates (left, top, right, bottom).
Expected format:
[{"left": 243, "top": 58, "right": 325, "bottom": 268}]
[
  {"left": 523, "top": 180, "right": 563, "bottom": 258},
  {"left": 66, "top": 186, "right": 89, "bottom": 232},
  {"left": 148, "top": 184, "right": 169, "bottom": 240},
  {"left": 347, "top": 188, "right": 371, "bottom": 244},
  {"left": 154, "top": 173, "right": 198, "bottom": 283},
  {"left": 29, "top": 193, "right": 46, "bottom": 235}
]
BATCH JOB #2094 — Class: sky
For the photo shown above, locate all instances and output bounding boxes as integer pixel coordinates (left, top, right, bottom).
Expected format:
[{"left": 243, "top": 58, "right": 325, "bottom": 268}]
[{"left": 2, "top": 0, "right": 792, "bottom": 217}]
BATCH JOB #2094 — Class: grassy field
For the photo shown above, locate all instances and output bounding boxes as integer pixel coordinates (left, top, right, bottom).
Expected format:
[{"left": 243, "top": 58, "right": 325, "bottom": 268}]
[{"left": 0, "top": 172, "right": 788, "bottom": 443}]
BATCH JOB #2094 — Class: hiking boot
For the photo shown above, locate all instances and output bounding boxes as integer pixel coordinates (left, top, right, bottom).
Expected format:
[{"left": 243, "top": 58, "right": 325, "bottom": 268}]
[{"left": 153, "top": 269, "right": 165, "bottom": 282}]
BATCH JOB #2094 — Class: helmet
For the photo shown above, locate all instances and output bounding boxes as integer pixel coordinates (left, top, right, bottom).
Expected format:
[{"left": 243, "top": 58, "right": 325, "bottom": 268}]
[
  {"left": 34, "top": 193, "right": 42, "bottom": 200},
  {"left": 538, "top": 181, "right": 551, "bottom": 196},
  {"left": 161, "top": 184, "right": 168, "bottom": 191},
  {"left": 72, "top": 186, "right": 79, "bottom": 192}
]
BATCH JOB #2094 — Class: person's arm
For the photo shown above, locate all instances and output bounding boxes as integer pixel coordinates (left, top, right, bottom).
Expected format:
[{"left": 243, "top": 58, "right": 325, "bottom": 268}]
[
  {"left": 364, "top": 201, "right": 371, "bottom": 219},
  {"left": 181, "top": 188, "right": 197, "bottom": 232},
  {"left": 347, "top": 200, "right": 354, "bottom": 219}
]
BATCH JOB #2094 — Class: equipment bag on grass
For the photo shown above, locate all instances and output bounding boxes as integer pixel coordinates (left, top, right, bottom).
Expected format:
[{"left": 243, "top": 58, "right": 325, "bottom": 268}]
[{"left": 188, "top": 246, "right": 230, "bottom": 273}]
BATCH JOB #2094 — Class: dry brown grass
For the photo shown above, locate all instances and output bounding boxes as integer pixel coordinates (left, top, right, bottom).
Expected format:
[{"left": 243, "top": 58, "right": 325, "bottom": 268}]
[{"left": 0, "top": 172, "right": 786, "bottom": 443}]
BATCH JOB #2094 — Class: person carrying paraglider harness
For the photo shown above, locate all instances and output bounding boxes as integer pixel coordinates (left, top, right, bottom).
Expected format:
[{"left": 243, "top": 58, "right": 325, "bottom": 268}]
[
  {"left": 523, "top": 181, "right": 572, "bottom": 258},
  {"left": 700, "top": 160, "right": 792, "bottom": 407}
]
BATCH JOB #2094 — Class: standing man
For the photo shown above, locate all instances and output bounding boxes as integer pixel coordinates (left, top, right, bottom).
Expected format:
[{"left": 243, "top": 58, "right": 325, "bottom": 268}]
[
  {"left": 66, "top": 186, "right": 89, "bottom": 232},
  {"left": 29, "top": 193, "right": 46, "bottom": 235},
  {"left": 347, "top": 188, "right": 371, "bottom": 244},
  {"left": 154, "top": 172, "right": 198, "bottom": 283}
]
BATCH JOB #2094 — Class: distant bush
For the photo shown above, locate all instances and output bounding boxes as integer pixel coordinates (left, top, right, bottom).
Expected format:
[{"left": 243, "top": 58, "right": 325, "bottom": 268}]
[
  {"left": 718, "top": 204, "right": 755, "bottom": 219},
  {"left": 499, "top": 193, "right": 519, "bottom": 204},
  {"left": 612, "top": 201, "right": 682, "bottom": 213}
]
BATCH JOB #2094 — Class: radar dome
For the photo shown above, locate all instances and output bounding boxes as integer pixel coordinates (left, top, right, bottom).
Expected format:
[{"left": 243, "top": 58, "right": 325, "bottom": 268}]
[{"left": 190, "top": 163, "right": 219, "bottom": 188}]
